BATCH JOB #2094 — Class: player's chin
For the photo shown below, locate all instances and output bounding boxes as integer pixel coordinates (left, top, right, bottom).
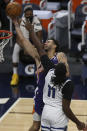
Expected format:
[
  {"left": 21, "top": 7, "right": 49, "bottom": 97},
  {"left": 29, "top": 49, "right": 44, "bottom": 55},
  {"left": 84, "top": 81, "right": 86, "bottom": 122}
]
[
  {"left": 44, "top": 48, "right": 48, "bottom": 52},
  {"left": 44, "top": 46, "right": 48, "bottom": 51}
]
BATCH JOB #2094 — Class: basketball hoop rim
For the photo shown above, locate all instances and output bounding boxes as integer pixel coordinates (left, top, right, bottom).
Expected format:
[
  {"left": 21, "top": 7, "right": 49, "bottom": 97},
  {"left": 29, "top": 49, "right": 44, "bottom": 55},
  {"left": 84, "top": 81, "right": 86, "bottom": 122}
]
[{"left": 0, "top": 30, "right": 12, "bottom": 40}]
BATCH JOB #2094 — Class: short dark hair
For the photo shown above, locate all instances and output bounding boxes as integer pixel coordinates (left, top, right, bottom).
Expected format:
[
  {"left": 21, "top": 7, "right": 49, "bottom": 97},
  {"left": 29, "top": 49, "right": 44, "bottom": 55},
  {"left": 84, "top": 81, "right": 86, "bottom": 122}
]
[
  {"left": 24, "top": 5, "right": 33, "bottom": 13},
  {"left": 51, "top": 63, "right": 67, "bottom": 88},
  {"left": 49, "top": 38, "right": 59, "bottom": 52}
]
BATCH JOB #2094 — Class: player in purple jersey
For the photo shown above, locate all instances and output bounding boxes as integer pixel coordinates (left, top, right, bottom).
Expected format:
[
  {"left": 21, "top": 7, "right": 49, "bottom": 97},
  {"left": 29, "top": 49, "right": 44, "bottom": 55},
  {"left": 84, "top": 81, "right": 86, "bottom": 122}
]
[
  {"left": 34, "top": 40, "right": 59, "bottom": 113},
  {"left": 24, "top": 29, "right": 69, "bottom": 131},
  {"left": 31, "top": 39, "right": 60, "bottom": 131},
  {"left": 34, "top": 42, "right": 59, "bottom": 114}
]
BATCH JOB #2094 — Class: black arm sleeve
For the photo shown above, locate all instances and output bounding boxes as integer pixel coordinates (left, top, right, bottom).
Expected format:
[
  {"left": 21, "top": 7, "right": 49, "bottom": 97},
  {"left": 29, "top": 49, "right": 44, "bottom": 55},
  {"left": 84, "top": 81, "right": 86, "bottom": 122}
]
[
  {"left": 40, "top": 55, "right": 55, "bottom": 72},
  {"left": 62, "top": 81, "right": 74, "bottom": 100}
]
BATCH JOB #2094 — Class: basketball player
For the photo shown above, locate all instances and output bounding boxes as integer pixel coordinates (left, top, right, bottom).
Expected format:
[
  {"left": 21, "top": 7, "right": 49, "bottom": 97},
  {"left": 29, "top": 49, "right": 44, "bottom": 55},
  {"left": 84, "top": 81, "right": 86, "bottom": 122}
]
[
  {"left": 24, "top": 17, "right": 70, "bottom": 131},
  {"left": 41, "top": 62, "right": 86, "bottom": 131},
  {"left": 12, "top": 17, "right": 69, "bottom": 131},
  {"left": 29, "top": 38, "right": 60, "bottom": 131},
  {"left": 12, "top": 18, "right": 87, "bottom": 131},
  {"left": 28, "top": 40, "right": 69, "bottom": 131},
  {"left": 10, "top": 5, "right": 42, "bottom": 86}
]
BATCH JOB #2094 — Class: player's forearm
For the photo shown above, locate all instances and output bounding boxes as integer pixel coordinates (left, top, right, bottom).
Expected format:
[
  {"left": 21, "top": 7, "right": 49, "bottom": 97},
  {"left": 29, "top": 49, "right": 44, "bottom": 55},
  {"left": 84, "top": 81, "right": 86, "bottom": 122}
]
[
  {"left": 36, "top": 31, "right": 43, "bottom": 43},
  {"left": 29, "top": 29, "right": 46, "bottom": 57},
  {"left": 62, "top": 100, "right": 80, "bottom": 126},
  {"left": 14, "top": 22, "right": 25, "bottom": 43},
  {"left": 24, "top": 19, "right": 45, "bottom": 56},
  {"left": 64, "top": 106, "right": 80, "bottom": 125},
  {"left": 14, "top": 23, "right": 40, "bottom": 61}
]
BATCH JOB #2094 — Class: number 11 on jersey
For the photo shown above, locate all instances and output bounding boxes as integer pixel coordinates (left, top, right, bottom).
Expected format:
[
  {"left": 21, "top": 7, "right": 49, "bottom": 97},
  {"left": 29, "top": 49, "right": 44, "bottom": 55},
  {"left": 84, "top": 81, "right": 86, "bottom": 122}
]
[{"left": 48, "top": 85, "right": 55, "bottom": 98}]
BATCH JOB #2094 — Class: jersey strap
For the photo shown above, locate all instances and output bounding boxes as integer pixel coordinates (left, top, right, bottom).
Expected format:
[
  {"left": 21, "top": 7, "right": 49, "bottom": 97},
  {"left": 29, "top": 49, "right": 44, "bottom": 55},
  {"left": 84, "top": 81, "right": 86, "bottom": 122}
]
[{"left": 63, "top": 79, "right": 71, "bottom": 87}]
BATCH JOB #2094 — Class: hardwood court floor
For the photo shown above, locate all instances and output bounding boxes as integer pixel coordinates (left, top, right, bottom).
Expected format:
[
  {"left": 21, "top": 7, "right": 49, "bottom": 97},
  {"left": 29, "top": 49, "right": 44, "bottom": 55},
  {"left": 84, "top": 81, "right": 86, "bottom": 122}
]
[{"left": 0, "top": 98, "right": 87, "bottom": 131}]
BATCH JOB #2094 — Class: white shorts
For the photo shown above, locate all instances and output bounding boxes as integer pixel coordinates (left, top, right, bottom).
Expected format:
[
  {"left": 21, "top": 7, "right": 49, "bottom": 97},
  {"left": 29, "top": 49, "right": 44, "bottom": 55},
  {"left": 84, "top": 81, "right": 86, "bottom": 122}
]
[
  {"left": 41, "top": 125, "right": 67, "bottom": 131},
  {"left": 33, "top": 112, "right": 41, "bottom": 121},
  {"left": 41, "top": 105, "right": 68, "bottom": 131}
]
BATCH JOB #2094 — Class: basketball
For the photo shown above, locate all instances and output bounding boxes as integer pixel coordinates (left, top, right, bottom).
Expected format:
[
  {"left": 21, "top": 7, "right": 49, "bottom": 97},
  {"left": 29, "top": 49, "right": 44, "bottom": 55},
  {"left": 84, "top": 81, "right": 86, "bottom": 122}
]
[{"left": 6, "top": 2, "right": 22, "bottom": 18}]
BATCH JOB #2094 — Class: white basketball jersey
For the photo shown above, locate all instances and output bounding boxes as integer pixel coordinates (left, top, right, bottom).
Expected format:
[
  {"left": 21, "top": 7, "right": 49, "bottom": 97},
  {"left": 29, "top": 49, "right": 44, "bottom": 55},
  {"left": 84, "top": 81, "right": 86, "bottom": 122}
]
[
  {"left": 43, "top": 69, "right": 70, "bottom": 127},
  {"left": 43, "top": 69, "right": 72, "bottom": 127},
  {"left": 43, "top": 69, "right": 71, "bottom": 107},
  {"left": 20, "top": 17, "right": 29, "bottom": 40},
  {"left": 20, "top": 16, "right": 42, "bottom": 39},
  {"left": 43, "top": 69, "right": 62, "bottom": 107},
  {"left": 33, "top": 15, "right": 42, "bottom": 32}
]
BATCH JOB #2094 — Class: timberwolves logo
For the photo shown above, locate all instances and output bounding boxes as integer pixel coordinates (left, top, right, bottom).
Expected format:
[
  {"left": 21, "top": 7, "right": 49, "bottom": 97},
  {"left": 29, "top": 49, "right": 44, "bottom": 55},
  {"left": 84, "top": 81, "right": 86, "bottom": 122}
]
[{"left": 25, "top": 64, "right": 35, "bottom": 75}]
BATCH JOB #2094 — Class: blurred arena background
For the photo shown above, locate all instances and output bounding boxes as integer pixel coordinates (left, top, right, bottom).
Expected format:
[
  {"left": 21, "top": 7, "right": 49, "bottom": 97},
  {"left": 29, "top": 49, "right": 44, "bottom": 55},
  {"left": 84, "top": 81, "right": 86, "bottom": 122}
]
[{"left": 0, "top": 0, "right": 87, "bottom": 127}]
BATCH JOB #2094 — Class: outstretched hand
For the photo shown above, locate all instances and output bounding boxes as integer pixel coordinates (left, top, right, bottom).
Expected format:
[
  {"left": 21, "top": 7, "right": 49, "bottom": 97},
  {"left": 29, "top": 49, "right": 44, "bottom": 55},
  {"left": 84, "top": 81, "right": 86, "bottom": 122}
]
[
  {"left": 83, "top": 124, "right": 87, "bottom": 131},
  {"left": 76, "top": 122, "right": 85, "bottom": 130},
  {"left": 12, "top": 18, "right": 18, "bottom": 24},
  {"left": 11, "top": 17, "right": 20, "bottom": 26},
  {"left": 23, "top": 19, "right": 34, "bottom": 32}
]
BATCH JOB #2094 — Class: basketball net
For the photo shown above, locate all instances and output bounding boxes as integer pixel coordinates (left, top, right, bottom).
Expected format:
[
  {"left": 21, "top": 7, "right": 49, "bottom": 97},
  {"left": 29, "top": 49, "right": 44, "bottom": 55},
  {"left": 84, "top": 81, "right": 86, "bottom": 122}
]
[{"left": 0, "top": 30, "right": 12, "bottom": 62}]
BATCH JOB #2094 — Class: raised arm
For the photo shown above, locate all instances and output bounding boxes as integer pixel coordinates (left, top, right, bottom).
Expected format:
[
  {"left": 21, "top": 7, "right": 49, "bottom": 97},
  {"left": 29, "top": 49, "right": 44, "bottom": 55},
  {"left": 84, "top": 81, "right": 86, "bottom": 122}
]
[
  {"left": 23, "top": 19, "right": 55, "bottom": 71},
  {"left": 12, "top": 18, "right": 55, "bottom": 72},
  {"left": 12, "top": 18, "right": 40, "bottom": 67},
  {"left": 24, "top": 19, "right": 46, "bottom": 57}
]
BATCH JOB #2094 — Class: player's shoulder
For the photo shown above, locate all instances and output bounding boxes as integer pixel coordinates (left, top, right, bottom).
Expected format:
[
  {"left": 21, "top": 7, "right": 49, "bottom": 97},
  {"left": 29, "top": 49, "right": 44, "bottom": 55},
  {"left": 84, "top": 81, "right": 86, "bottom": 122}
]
[
  {"left": 63, "top": 78, "right": 72, "bottom": 86},
  {"left": 47, "top": 68, "right": 54, "bottom": 77},
  {"left": 21, "top": 16, "right": 26, "bottom": 21},
  {"left": 56, "top": 52, "right": 67, "bottom": 58},
  {"left": 62, "top": 78, "right": 73, "bottom": 93},
  {"left": 63, "top": 78, "right": 74, "bottom": 91},
  {"left": 33, "top": 15, "right": 42, "bottom": 25},
  {"left": 33, "top": 15, "right": 40, "bottom": 22},
  {"left": 20, "top": 16, "right": 26, "bottom": 25},
  {"left": 56, "top": 52, "right": 68, "bottom": 63}
]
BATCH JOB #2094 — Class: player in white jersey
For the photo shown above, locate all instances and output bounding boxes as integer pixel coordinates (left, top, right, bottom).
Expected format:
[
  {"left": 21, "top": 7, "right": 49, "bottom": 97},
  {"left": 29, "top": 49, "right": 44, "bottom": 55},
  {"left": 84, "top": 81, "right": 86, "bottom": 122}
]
[
  {"left": 41, "top": 63, "right": 72, "bottom": 131},
  {"left": 10, "top": 5, "right": 42, "bottom": 86},
  {"left": 12, "top": 17, "right": 87, "bottom": 131}
]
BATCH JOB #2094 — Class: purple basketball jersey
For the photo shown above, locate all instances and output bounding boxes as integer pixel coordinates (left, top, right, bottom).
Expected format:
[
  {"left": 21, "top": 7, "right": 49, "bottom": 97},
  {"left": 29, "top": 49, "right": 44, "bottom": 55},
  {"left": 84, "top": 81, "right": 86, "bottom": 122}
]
[{"left": 34, "top": 55, "right": 58, "bottom": 115}]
